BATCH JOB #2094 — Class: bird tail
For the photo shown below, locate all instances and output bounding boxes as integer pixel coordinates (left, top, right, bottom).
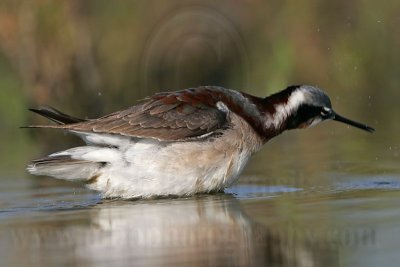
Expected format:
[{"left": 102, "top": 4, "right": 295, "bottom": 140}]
[
  {"left": 29, "top": 106, "right": 86, "bottom": 124},
  {"left": 27, "top": 154, "right": 104, "bottom": 182},
  {"left": 22, "top": 106, "right": 86, "bottom": 128},
  {"left": 25, "top": 108, "right": 110, "bottom": 182}
]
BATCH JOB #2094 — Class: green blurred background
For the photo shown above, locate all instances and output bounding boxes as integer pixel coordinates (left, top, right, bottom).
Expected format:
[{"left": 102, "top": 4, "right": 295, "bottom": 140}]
[
  {"left": 0, "top": 0, "right": 399, "bottom": 176},
  {"left": 0, "top": 2, "right": 399, "bottom": 266}
]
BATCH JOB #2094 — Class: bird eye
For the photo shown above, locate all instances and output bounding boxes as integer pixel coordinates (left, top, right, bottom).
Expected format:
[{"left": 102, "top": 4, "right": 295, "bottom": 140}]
[{"left": 320, "top": 107, "right": 332, "bottom": 118}]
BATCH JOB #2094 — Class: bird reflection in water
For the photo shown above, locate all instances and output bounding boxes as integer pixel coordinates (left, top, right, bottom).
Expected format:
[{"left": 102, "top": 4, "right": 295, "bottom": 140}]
[{"left": 6, "top": 194, "right": 337, "bottom": 267}]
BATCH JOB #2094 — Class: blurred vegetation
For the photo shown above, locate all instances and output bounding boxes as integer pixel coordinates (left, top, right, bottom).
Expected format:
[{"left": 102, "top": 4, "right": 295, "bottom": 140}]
[{"left": 0, "top": 0, "right": 399, "bottom": 174}]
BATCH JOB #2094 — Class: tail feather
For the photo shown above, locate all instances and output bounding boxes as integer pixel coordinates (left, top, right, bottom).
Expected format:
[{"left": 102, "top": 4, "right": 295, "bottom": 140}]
[
  {"left": 25, "top": 106, "right": 86, "bottom": 127},
  {"left": 27, "top": 155, "right": 104, "bottom": 181},
  {"left": 25, "top": 108, "right": 112, "bottom": 182}
]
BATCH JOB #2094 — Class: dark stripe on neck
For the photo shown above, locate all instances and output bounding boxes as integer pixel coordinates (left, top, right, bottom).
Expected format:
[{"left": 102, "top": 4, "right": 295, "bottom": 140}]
[
  {"left": 286, "top": 104, "right": 321, "bottom": 130},
  {"left": 262, "top": 85, "right": 301, "bottom": 114}
]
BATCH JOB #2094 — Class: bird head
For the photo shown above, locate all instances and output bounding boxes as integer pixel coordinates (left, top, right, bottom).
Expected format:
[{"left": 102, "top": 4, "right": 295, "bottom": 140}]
[{"left": 268, "top": 85, "right": 375, "bottom": 133}]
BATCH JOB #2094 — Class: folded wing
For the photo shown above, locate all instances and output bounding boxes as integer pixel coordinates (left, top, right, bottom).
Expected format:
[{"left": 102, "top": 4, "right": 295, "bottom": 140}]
[{"left": 36, "top": 88, "right": 231, "bottom": 141}]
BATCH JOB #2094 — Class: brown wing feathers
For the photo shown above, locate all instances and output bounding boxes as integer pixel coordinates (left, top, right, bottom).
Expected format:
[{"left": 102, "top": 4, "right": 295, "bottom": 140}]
[{"left": 28, "top": 87, "right": 232, "bottom": 141}]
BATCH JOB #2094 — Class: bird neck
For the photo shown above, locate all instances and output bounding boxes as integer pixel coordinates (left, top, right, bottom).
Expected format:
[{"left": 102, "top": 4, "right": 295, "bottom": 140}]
[
  {"left": 217, "top": 87, "right": 303, "bottom": 142},
  {"left": 259, "top": 86, "right": 304, "bottom": 139}
]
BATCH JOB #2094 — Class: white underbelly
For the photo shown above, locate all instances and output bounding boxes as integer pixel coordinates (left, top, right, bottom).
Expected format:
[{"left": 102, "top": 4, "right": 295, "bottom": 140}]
[{"left": 88, "top": 139, "right": 252, "bottom": 198}]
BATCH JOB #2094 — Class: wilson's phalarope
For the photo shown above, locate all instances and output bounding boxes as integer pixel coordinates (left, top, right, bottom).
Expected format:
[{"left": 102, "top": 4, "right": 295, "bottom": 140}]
[{"left": 26, "top": 85, "right": 374, "bottom": 198}]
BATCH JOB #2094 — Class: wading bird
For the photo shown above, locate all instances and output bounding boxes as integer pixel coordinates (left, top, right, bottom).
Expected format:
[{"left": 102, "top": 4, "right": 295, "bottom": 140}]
[{"left": 27, "top": 85, "right": 374, "bottom": 198}]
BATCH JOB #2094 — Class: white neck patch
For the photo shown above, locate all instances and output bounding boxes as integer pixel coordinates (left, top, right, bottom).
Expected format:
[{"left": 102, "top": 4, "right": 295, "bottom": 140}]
[{"left": 265, "top": 89, "right": 306, "bottom": 129}]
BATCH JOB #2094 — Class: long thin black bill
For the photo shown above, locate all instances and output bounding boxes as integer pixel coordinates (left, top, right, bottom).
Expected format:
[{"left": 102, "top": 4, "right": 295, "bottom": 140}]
[{"left": 333, "top": 112, "right": 375, "bottom": 133}]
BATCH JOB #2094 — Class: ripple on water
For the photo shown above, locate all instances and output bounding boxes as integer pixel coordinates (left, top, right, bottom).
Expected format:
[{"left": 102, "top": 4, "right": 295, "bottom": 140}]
[
  {"left": 334, "top": 175, "right": 400, "bottom": 192},
  {"left": 0, "top": 186, "right": 101, "bottom": 220},
  {"left": 226, "top": 184, "right": 302, "bottom": 199}
]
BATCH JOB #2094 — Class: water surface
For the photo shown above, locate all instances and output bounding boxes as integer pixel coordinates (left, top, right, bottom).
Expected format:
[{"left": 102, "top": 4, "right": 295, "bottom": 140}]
[{"left": 1, "top": 130, "right": 400, "bottom": 267}]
